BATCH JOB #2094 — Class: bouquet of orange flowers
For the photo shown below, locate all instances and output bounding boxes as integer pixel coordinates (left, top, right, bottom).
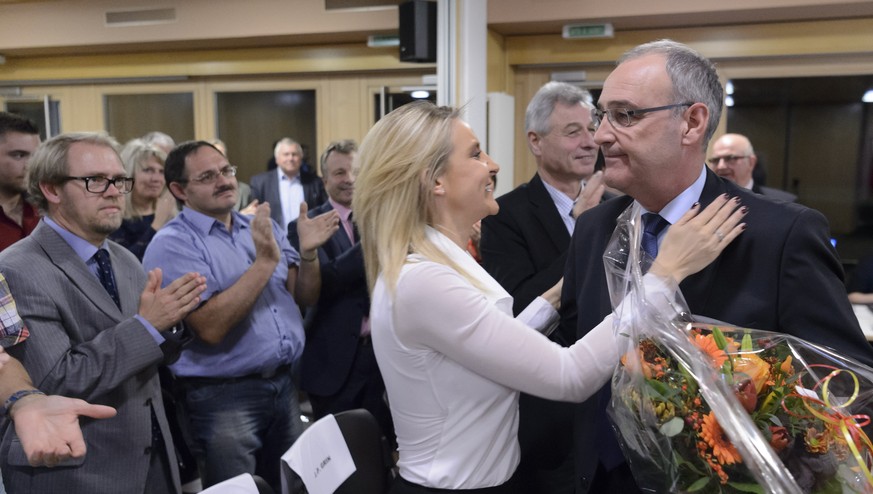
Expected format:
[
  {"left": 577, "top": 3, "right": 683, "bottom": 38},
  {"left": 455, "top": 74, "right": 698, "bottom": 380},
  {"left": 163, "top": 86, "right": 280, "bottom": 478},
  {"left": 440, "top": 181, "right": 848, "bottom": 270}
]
[
  {"left": 603, "top": 204, "right": 873, "bottom": 493},
  {"left": 613, "top": 323, "right": 873, "bottom": 493}
]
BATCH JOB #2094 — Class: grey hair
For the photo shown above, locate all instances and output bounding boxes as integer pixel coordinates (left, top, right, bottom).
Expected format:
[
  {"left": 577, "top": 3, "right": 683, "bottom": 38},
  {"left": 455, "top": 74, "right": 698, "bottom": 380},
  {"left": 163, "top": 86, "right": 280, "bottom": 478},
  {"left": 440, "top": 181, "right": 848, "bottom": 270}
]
[
  {"left": 619, "top": 39, "right": 723, "bottom": 147},
  {"left": 525, "top": 81, "right": 594, "bottom": 135},
  {"left": 273, "top": 137, "right": 301, "bottom": 156}
]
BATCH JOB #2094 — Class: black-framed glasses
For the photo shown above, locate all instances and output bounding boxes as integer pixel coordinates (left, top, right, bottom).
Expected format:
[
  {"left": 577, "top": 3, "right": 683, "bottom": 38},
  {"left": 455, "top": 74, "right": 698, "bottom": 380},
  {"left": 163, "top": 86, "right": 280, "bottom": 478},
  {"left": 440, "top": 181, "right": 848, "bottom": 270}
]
[
  {"left": 591, "top": 102, "right": 694, "bottom": 129},
  {"left": 181, "top": 165, "right": 238, "bottom": 185},
  {"left": 707, "top": 155, "right": 749, "bottom": 165},
  {"left": 62, "top": 176, "right": 135, "bottom": 194}
]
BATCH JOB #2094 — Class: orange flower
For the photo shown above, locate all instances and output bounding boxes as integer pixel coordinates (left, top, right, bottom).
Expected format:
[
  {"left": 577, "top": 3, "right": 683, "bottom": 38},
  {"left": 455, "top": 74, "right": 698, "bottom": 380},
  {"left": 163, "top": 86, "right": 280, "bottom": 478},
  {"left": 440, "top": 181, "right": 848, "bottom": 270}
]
[
  {"left": 780, "top": 355, "right": 794, "bottom": 374},
  {"left": 693, "top": 333, "right": 728, "bottom": 368},
  {"left": 769, "top": 426, "right": 790, "bottom": 453},
  {"left": 700, "top": 412, "right": 743, "bottom": 465},
  {"left": 621, "top": 349, "right": 653, "bottom": 379},
  {"left": 805, "top": 427, "right": 831, "bottom": 454},
  {"left": 733, "top": 352, "right": 771, "bottom": 394}
]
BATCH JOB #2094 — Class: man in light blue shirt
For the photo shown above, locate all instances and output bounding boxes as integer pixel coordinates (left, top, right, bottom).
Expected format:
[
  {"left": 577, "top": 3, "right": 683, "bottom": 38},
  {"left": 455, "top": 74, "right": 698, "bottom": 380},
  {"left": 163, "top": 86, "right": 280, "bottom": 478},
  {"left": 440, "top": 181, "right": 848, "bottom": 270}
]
[{"left": 143, "top": 140, "right": 338, "bottom": 491}]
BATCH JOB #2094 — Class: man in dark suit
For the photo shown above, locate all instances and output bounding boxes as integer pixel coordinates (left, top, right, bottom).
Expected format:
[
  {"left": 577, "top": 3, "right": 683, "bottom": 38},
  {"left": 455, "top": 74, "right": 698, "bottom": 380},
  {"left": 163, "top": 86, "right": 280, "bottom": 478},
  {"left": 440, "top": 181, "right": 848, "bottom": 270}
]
[
  {"left": 250, "top": 137, "right": 327, "bottom": 230},
  {"left": 288, "top": 140, "right": 393, "bottom": 442},
  {"left": 708, "top": 133, "right": 797, "bottom": 202},
  {"left": 482, "top": 81, "right": 602, "bottom": 320},
  {"left": 480, "top": 82, "right": 603, "bottom": 494},
  {"left": 0, "top": 132, "right": 206, "bottom": 494},
  {"left": 563, "top": 39, "right": 873, "bottom": 493}
]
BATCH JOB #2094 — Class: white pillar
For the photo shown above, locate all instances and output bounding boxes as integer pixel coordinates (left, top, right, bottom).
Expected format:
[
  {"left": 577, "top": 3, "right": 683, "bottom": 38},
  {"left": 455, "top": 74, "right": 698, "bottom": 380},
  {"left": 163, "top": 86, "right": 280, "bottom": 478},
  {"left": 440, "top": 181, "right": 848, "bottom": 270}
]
[{"left": 437, "top": 0, "right": 488, "bottom": 149}]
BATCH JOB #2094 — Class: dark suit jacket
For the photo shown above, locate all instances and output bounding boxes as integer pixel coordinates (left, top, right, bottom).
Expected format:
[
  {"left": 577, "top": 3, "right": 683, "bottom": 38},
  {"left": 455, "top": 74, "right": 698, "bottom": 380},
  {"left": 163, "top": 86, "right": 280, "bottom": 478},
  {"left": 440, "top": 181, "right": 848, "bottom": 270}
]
[
  {"left": 288, "top": 202, "right": 369, "bottom": 396},
  {"left": 0, "top": 221, "right": 181, "bottom": 494},
  {"left": 753, "top": 183, "right": 797, "bottom": 203},
  {"left": 250, "top": 169, "right": 327, "bottom": 228},
  {"left": 562, "top": 168, "right": 873, "bottom": 493},
  {"left": 481, "top": 173, "right": 570, "bottom": 319}
]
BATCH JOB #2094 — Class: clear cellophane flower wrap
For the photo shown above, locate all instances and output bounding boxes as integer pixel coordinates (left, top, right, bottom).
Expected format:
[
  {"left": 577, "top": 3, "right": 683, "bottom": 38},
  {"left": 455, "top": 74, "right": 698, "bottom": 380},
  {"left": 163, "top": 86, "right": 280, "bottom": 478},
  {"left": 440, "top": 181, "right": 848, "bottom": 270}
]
[{"left": 604, "top": 203, "right": 873, "bottom": 494}]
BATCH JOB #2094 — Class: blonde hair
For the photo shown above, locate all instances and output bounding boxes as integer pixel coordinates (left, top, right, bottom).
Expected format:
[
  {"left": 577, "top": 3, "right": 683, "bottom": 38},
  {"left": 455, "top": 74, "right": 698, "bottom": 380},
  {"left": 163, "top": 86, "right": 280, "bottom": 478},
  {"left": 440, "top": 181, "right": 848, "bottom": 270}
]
[
  {"left": 120, "top": 138, "right": 167, "bottom": 220},
  {"left": 27, "top": 132, "right": 121, "bottom": 215},
  {"left": 354, "top": 101, "right": 482, "bottom": 296}
]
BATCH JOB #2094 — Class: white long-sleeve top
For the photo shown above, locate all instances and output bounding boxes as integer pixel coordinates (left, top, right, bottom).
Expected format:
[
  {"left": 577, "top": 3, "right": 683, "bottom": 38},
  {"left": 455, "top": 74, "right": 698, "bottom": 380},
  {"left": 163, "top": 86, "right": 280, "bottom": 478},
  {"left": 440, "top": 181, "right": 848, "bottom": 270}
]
[{"left": 370, "top": 227, "right": 675, "bottom": 489}]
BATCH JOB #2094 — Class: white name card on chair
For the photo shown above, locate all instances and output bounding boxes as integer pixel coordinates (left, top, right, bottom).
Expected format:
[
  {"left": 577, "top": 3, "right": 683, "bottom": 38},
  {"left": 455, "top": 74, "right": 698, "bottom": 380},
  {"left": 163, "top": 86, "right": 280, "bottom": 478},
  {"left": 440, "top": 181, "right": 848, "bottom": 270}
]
[
  {"left": 200, "top": 473, "right": 260, "bottom": 493},
  {"left": 282, "top": 414, "right": 356, "bottom": 494}
]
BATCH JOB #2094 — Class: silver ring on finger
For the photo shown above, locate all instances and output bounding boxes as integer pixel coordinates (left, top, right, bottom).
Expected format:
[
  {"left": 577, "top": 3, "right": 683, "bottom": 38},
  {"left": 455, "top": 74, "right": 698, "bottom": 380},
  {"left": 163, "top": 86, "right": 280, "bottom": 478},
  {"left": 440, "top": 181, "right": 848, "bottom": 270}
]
[{"left": 715, "top": 230, "right": 724, "bottom": 242}]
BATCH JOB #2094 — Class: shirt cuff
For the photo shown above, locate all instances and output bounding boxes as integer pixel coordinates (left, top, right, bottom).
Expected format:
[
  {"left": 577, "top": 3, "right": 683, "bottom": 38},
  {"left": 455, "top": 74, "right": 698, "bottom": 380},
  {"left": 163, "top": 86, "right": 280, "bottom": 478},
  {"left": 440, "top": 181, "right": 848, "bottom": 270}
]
[
  {"left": 135, "top": 315, "right": 165, "bottom": 345},
  {"left": 517, "top": 296, "right": 560, "bottom": 335}
]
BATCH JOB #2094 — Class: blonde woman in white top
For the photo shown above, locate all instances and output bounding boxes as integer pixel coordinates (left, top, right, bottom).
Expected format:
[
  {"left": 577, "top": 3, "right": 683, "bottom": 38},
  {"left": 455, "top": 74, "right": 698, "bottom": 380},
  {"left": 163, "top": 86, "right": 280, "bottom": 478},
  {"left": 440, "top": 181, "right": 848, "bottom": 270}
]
[{"left": 353, "top": 102, "right": 745, "bottom": 493}]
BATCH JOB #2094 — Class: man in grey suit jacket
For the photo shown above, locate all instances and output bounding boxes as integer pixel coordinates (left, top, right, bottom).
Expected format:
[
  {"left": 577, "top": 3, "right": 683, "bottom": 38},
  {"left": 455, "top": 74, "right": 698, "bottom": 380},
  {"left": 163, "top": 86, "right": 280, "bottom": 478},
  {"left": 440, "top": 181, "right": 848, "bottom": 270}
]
[
  {"left": 0, "top": 132, "right": 206, "bottom": 494},
  {"left": 250, "top": 137, "right": 327, "bottom": 229}
]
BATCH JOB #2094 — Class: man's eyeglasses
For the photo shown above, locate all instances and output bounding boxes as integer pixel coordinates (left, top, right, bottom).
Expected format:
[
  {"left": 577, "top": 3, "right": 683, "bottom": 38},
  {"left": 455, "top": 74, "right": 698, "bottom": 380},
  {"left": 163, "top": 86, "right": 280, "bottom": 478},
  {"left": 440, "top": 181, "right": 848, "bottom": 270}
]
[
  {"left": 182, "top": 165, "right": 238, "bottom": 185},
  {"left": 62, "top": 176, "right": 135, "bottom": 194},
  {"left": 591, "top": 103, "right": 694, "bottom": 129},
  {"left": 707, "top": 155, "right": 749, "bottom": 165}
]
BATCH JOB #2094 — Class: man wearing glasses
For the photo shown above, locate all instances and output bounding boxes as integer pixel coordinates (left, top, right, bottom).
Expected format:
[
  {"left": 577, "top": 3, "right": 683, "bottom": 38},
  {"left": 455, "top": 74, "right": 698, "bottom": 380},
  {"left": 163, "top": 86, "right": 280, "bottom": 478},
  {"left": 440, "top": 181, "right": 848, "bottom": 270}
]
[
  {"left": 0, "top": 132, "right": 207, "bottom": 494},
  {"left": 561, "top": 40, "right": 873, "bottom": 493},
  {"left": 143, "top": 141, "right": 338, "bottom": 492},
  {"left": 708, "top": 133, "right": 796, "bottom": 202}
]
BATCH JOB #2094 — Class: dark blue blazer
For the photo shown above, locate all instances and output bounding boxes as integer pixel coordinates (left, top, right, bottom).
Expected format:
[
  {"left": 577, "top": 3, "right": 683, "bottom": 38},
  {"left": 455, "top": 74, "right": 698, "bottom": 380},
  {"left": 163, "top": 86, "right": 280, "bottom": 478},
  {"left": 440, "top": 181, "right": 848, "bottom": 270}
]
[
  {"left": 250, "top": 169, "right": 327, "bottom": 228},
  {"left": 288, "top": 202, "right": 369, "bottom": 396},
  {"left": 562, "top": 167, "right": 873, "bottom": 492}
]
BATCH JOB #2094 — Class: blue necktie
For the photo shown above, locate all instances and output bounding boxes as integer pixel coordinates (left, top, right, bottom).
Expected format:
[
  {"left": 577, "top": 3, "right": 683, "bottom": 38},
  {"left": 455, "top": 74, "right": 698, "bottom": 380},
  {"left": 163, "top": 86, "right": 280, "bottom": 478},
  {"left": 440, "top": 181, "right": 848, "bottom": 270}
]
[
  {"left": 641, "top": 213, "right": 669, "bottom": 259},
  {"left": 93, "top": 249, "right": 121, "bottom": 309}
]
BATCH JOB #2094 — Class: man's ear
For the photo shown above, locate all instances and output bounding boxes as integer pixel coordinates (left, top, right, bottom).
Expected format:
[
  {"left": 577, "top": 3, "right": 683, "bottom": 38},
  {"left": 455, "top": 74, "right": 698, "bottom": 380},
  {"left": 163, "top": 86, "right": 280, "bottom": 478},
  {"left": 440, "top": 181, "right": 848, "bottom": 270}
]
[
  {"left": 681, "top": 103, "right": 709, "bottom": 146},
  {"left": 168, "top": 182, "right": 187, "bottom": 203},
  {"left": 40, "top": 181, "right": 62, "bottom": 206},
  {"left": 748, "top": 154, "right": 758, "bottom": 170},
  {"left": 527, "top": 131, "right": 543, "bottom": 157}
]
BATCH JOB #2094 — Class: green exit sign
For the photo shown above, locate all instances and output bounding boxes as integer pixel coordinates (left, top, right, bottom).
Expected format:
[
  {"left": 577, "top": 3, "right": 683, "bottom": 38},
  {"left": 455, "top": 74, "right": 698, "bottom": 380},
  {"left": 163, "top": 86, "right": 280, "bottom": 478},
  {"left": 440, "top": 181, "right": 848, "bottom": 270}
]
[{"left": 562, "top": 23, "right": 614, "bottom": 39}]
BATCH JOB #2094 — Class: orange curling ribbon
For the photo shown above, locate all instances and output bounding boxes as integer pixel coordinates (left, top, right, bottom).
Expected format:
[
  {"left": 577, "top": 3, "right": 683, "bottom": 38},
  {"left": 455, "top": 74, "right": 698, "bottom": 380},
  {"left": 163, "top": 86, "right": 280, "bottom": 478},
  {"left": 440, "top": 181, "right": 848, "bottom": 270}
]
[{"left": 786, "top": 364, "right": 873, "bottom": 489}]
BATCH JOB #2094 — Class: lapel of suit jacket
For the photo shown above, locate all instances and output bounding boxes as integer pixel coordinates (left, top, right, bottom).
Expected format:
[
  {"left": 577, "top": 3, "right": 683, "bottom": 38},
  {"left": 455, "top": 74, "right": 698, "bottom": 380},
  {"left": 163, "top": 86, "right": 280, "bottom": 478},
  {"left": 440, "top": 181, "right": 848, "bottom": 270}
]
[
  {"left": 32, "top": 222, "right": 125, "bottom": 320},
  {"left": 108, "top": 243, "right": 140, "bottom": 316},
  {"left": 266, "top": 171, "right": 284, "bottom": 224},
  {"left": 529, "top": 174, "right": 571, "bottom": 253},
  {"left": 679, "top": 168, "right": 730, "bottom": 314}
]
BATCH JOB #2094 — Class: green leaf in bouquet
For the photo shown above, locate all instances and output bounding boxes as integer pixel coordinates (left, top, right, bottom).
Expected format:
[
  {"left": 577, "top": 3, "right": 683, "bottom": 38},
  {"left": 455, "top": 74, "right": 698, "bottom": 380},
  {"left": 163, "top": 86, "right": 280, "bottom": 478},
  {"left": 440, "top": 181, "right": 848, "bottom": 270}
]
[
  {"left": 645, "top": 378, "right": 681, "bottom": 402},
  {"left": 712, "top": 326, "right": 729, "bottom": 351},
  {"left": 754, "top": 388, "right": 783, "bottom": 420},
  {"left": 659, "top": 416, "right": 684, "bottom": 437},
  {"left": 686, "top": 476, "right": 711, "bottom": 492},
  {"left": 726, "top": 481, "right": 765, "bottom": 493},
  {"left": 675, "top": 450, "right": 707, "bottom": 476},
  {"left": 740, "top": 332, "right": 753, "bottom": 352},
  {"left": 678, "top": 362, "right": 699, "bottom": 395}
]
